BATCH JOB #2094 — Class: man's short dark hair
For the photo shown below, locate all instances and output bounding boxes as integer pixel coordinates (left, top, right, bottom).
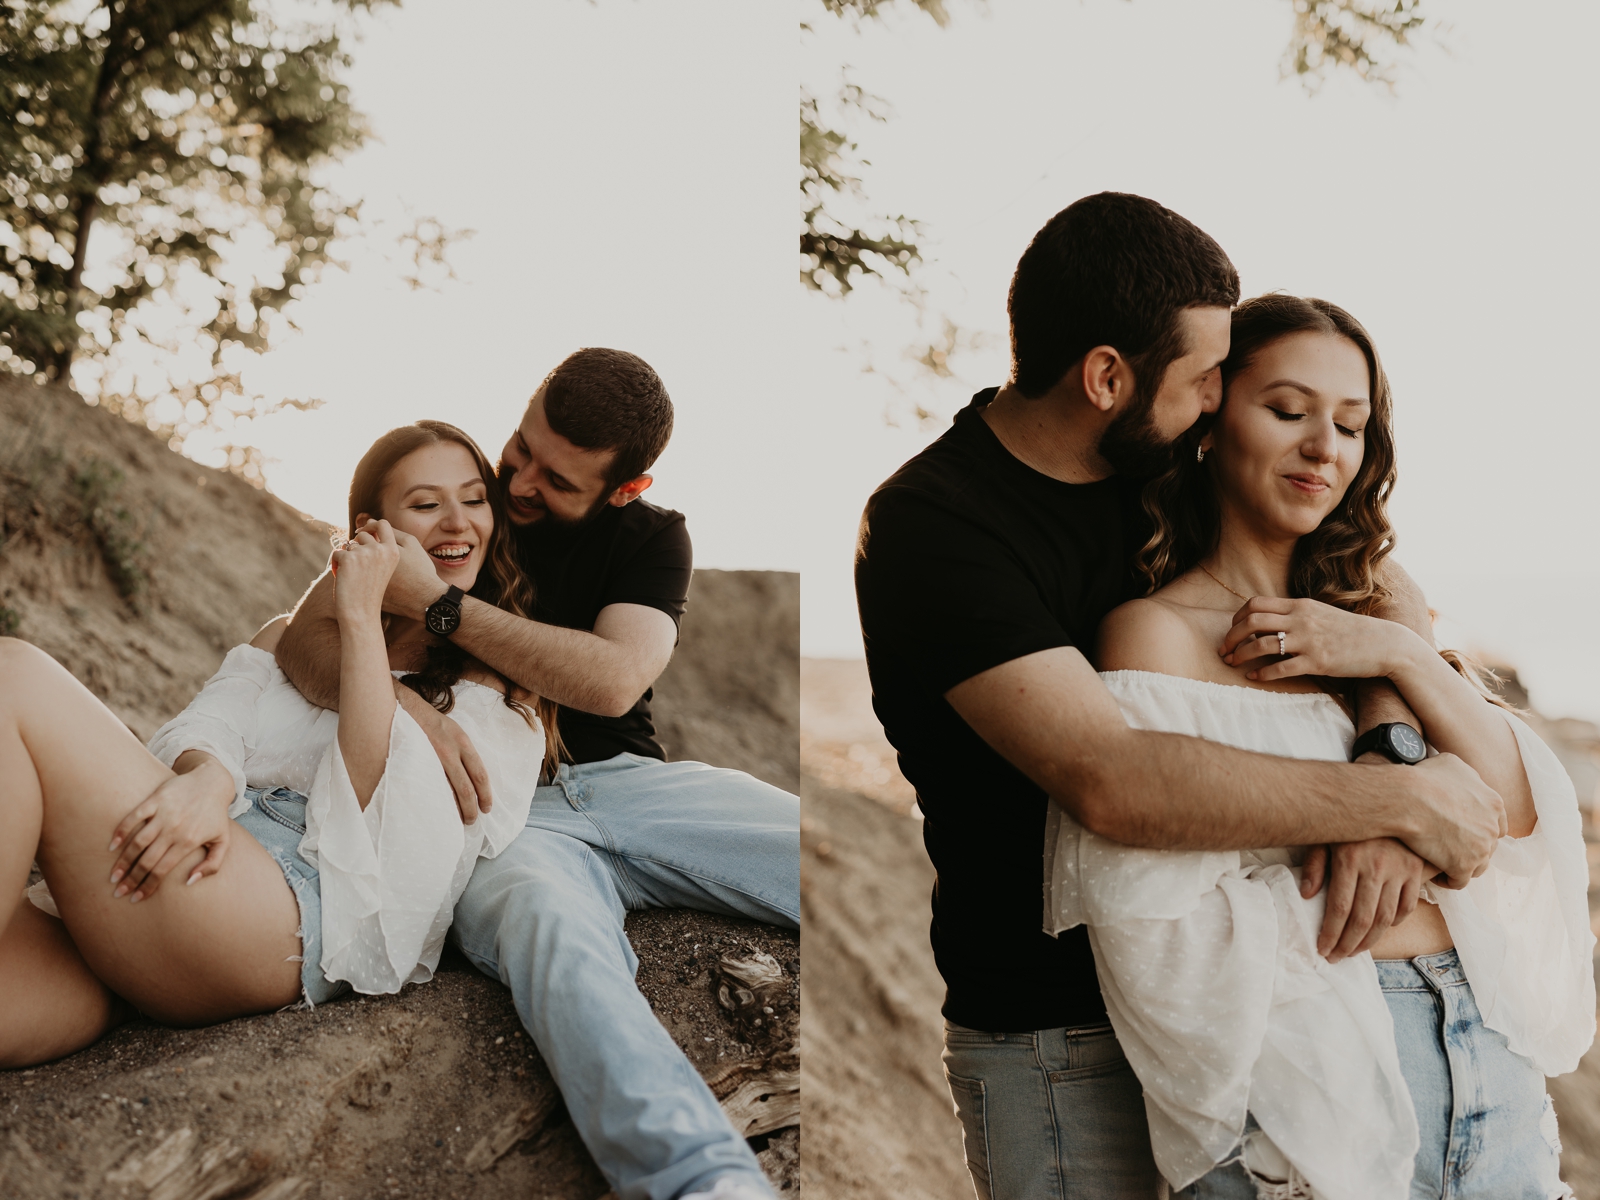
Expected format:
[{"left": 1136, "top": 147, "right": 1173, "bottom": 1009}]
[
  {"left": 1007, "top": 192, "right": 1240, "bottom": 400},
  {"left": 539, "top": 348, "right": 674, "bottom": 489}
]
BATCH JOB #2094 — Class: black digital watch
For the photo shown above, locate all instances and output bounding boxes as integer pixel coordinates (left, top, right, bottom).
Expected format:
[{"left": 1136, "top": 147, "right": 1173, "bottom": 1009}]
[
  {"left": 1351, "top": 722, "right": 1426, "bottom": 765},
  {"left": 424, "top": 584, "right": 465, "bottom": 638}
]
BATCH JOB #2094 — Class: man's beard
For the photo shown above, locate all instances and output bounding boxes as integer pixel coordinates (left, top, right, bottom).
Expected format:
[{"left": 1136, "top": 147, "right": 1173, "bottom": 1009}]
[
  {"left": 1096, "top": 388, "right": 1178, "bottom": 480},
  {"left": 494, "top": 461, "right": 610, "bottom": 532}
]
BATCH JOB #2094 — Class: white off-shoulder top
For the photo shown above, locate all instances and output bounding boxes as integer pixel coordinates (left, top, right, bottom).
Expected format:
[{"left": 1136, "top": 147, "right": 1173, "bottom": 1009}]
[
  {"left": 1043, "top": 670, "right": 1595, "bottom": 1200},
  {"left": 144, "top": 644, "right": 543, "bottom": 996}
]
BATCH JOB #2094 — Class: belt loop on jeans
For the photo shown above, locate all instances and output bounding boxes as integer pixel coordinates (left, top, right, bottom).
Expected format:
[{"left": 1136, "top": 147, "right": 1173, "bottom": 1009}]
[{"left": 1408, "top": 948, "right": 1467, "bottom": 994}]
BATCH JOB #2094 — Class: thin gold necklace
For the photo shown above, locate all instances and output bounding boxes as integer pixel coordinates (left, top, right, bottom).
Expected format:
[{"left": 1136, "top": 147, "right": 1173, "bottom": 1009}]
[{"left": 1199, "top": 564, "right": 1251, "bottom": 604}]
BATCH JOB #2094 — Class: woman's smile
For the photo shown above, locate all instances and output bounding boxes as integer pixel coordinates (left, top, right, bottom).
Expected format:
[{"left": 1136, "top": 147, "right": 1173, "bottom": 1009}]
[
  {"left": 427, "top": 541, "right": 476, "bottom": 569},
  {"left": 1282, "top": 472, "right": 1332, "bottom": 496}
]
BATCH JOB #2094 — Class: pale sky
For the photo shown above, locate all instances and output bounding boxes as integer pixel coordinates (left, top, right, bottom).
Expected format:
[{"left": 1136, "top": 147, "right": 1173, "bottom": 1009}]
[
  {"left": 229, "top": 0, "right": 794, "bottom": 570},
  {"left": 797, "top": 0, "right": 1600, "bottom": 724}
]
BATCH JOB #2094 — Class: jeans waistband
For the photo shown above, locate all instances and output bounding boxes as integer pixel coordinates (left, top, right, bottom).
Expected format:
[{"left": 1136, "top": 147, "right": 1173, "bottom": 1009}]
[
  {"left": 944, "top": 1019, "right": 1115, "bottom": 1037},
  {"left": 1375, "top": 946, "right": 1466, "bottom": 991}
]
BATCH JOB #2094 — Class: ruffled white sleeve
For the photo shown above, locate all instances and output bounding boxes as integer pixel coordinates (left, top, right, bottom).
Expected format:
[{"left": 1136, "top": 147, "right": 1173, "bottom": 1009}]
[
  {"left": 146, "top": 644, "right": 278, "bottom": 819},
  {"left": 299, "top": 681, "right": 544, "bottom": 995},
  {"left": 1433, "top": 710, "right": 1598, "bottom": 1076}
]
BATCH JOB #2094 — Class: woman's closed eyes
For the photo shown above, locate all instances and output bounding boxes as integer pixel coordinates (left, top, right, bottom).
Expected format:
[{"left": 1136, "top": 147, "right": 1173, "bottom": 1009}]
[{"left": 1267, "top": 408, "right": 1363, "bottom": 437}]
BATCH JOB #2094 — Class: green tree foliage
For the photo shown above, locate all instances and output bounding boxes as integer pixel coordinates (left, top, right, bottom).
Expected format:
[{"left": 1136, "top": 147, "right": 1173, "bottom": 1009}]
[
  {"left": 802, "top": 0, "right": 1435, "bottom": 298},
  {"left": 0, "top": 0, "right": 392, "bottom": 474}
]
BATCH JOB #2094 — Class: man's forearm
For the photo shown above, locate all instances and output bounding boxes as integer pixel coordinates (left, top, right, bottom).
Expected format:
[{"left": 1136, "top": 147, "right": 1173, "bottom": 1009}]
[
  {"left": 275, "top": 571, "right": 344, "bottom": 709},
  {"left": 1356, "top": 678, "right": 1419, "bottom": 738},
  {"left": 450, "top": 598, "right": 661, "bottom": 718},
  {"left": 1055, "top": 727, "right": 1426, "bottom": 851},
  {"left": 949, "top": 644, "right": 1503, "bottom": 886}
]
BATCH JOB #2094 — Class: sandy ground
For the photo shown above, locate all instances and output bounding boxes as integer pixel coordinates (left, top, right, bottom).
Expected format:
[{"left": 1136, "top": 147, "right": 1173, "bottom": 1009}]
[
  {"left": 799, "top": 659, "right": 968, "bottom": 1199},
  {"left": 0, "top": 380, "right": 799, "bottom": 1199},
  {"left": 799, "top": 655, "right": 1600, "bottom": 1200}
]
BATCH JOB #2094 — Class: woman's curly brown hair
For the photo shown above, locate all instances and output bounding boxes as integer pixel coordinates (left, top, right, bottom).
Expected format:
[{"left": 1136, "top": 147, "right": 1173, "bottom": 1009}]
[
  {"left": 1134, "top": 294, "right": 1398, "bottom": 615},
  {"left": 347, "top": 420, "right": 563, "bottom": 776}
]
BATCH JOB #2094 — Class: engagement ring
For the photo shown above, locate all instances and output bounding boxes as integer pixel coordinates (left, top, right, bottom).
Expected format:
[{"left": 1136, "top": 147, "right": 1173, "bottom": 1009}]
[{"left": 1276, "top": 632, "right": 1286, "bottom": 656}]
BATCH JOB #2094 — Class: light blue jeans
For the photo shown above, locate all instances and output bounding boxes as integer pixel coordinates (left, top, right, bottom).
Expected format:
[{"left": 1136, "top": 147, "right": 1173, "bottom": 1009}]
[
  {"left": 942, "top": 1020, "right": 1163, "bottom": 1199},
  {"left": 1176, "top": 949, "right": 1570, "bottom": 1200},
  {"left": 451, "top": 753, "right": 800, "bottom": 1200}
]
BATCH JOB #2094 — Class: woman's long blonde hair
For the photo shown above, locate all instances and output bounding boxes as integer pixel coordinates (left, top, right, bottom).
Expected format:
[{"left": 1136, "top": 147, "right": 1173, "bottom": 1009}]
[
  {"left": 346, "top": 421, "right": 563, "bottom": 775},
  {"left": 1134, "top": 294, "right": 1398, "bottom": 614}
]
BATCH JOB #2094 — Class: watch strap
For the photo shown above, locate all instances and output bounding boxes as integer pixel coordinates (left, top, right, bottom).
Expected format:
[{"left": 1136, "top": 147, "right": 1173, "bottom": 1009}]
[{"left": 1351, "top": 722, "right": 1422, "bottom": 765}]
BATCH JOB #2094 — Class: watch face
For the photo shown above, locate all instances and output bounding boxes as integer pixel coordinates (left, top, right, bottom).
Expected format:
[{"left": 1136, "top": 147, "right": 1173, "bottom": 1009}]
[
  {"left": 1390, "top": 725, "right": 1425, "bottom": 762},
  {"left": 425, "top": 604, "right": 459, "bottom": 636}
]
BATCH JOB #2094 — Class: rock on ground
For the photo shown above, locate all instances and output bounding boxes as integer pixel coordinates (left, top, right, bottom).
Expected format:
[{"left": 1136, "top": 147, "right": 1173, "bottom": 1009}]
[
  {"left": 654, "top": 570, "right": 798, "bottom": 795},
  {"left": 0, "top": 910, "right": 797, "bottom": 1200},
  {"left": 0, "top": 381, "right": 798, "bottom": 1198}
]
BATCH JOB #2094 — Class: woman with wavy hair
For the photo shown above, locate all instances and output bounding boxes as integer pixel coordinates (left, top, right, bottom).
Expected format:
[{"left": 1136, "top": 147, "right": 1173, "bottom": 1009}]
[
  {"left": 1043, "top": 296, "right": 1593, "bottom": 1199},
  {"left": 0, "top": 421, "right": 555, "bottom": 1066}
]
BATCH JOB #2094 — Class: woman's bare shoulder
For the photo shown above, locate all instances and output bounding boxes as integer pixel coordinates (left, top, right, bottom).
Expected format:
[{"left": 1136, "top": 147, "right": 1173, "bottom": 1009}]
[
  {"left": 250, "top": 615, "right": 290, "bottom": 653},
  {"left": 1094, "top": 595, "right": 1215, "bottom": 676}
]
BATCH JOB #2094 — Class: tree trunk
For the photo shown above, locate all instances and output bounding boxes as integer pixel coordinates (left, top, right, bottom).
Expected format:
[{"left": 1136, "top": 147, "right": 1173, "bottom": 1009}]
[{"left": 51, "top": 192, "right": 99, "bottom": 380}]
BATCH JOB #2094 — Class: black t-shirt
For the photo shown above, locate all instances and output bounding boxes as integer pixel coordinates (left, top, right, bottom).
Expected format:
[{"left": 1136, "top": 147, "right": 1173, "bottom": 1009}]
[
  {"left": 854, "top": 389, "right": 1150, "bottom": 1033},
  {"left": 513, "top": 498, "right": 692, "bottom": 765}
]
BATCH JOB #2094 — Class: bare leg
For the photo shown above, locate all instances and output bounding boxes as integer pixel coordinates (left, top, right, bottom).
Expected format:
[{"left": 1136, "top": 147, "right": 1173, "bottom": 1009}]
[
  {"left": 0, "top": 902, "right": 123, "bottom": 1067},
  {"left": 0, "top": 639, "right": 301, "bottom": 1033}
]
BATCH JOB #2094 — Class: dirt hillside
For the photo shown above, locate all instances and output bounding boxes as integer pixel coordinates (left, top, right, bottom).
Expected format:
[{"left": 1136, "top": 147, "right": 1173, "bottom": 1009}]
[
  {"left": 800, "top": 656, "right": 1600, "bottom": 1200},
  {"left": 0, "top": 378, "right": 799, "bottom": 1200}
]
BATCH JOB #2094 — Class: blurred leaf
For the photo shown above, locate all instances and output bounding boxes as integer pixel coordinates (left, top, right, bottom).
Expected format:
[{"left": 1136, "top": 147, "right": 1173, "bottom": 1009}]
[
  {"left": 1284, "top": 0, "right": 1434, "bottom": 91},
  {"left": 800, "top": 81, "right": 922, "bottom": 296}
]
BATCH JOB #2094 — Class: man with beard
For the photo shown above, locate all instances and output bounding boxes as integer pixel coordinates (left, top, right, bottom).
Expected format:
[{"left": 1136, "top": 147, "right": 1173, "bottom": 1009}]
[
  {"left": 275, "top": 348, "right": 796, "bottom": 1200},
  {"left": 853, "top": 192, "right": 1503, "bottom": 1195}
]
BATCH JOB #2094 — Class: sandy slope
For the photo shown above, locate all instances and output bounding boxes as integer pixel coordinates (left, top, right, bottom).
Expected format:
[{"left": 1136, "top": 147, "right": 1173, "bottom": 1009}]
[
  {"left": 800, "top": 777, "right": 970, "bottom": 1199},
  {"left": 800, "top": 659, "right": 969, "bottom": 1199},
  {"left": 800, "top": 656, "right": 1600, "bottom": 1200},
  {"left": 0, "top": 380, "right": 799, "bottom": 1199}
]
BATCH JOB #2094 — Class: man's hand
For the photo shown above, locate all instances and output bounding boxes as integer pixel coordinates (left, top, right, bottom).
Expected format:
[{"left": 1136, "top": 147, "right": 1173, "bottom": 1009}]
[
  {"left": 1299, "top": 838, "right": 1432, "bottom": 961},
  {"left": 376, "top": 523, "right": 448, "bottom": 620},
  {"left": 1400, "top": 753, "right": 1505, "bottom": 888},
  {"left": 396, "top": 685, "right": 492, "bottom": 823},
  {"left": 108, "top": 751, "right": 235, "bottom": 902}
]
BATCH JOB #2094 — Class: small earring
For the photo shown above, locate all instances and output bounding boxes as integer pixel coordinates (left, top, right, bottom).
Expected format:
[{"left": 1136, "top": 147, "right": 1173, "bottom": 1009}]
[{"left": 1195, "top": 445, "right": 1207, "bottom": 464}]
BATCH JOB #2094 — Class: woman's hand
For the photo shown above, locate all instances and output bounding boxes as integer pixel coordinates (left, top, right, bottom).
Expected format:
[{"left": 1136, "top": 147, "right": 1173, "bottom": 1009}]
[
  {"left": 1299, "top": 837, "right": 1434, "bottom": 961},
  {"left": 331, "top": 519, "right": 401, "bottom": 626},
  {"left": 1219, "top": 596, "right": 1418, "bottom": 681},
  {"left": 108, "top": 751, "right": 236, "bottom": 902}
]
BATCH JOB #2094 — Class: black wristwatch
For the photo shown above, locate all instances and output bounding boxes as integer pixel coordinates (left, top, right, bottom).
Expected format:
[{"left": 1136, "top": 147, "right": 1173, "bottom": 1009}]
[
  {"left": 1351, "top": 722, "right": 1426, "bottom": 765},
  {"left": 424, "top": 585, "right": 465, "bottom": 637}
]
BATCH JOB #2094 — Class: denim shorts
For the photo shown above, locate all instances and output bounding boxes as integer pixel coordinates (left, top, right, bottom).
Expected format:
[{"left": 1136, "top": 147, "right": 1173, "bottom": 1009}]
[
  {"left": 232, "top": 786, "right": 350, "bottom": 1007},
  {"left": 1178, "top": 949, "right": 1570, "bottom": 1200}
]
